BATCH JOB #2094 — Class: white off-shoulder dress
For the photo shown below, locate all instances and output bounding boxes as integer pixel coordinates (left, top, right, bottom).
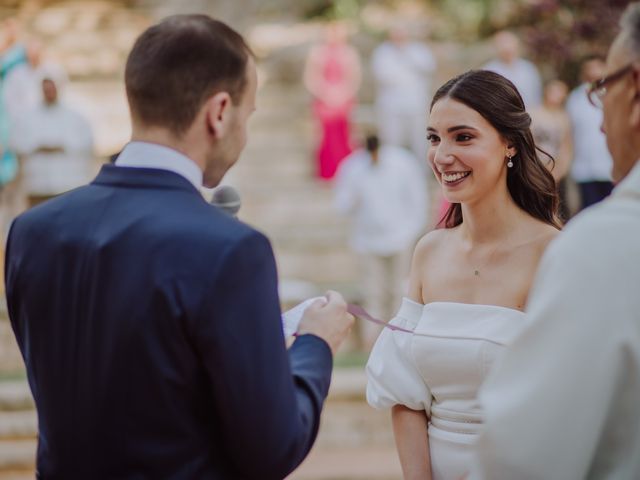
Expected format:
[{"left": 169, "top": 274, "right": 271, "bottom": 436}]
[{"left": 366, "top": 298, "right": 526, "bottom": 480}]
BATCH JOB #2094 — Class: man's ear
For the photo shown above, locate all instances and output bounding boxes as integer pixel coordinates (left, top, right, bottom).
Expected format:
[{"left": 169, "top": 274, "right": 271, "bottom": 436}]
[{"left": 205, "top": 91, "right": 232, "bottom": 139}]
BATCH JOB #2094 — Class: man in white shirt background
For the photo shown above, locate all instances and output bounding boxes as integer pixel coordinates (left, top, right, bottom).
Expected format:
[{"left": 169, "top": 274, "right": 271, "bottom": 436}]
[
  {"left": 566, "top": 55, "right": 615, "bottom": 210},
  {"left": 483, "top": 31, "right": 542, "bottom": 109},
  {"left": 469, "top": 3, "right": 640, "bottom": 478},
  {"left": 334, "top": 133, "right": 427, "bottom": 350},
  {"left": 371, "top": 26, "right": 436, "bottom": 164},
  {"left": 11, "top": 71, "right": 94, "bottom": 207}
]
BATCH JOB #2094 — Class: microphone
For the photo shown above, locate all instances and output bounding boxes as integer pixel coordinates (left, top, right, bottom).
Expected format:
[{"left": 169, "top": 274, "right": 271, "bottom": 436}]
[{"left": 210, "top": 185, "right": 241, "bottom": 218}]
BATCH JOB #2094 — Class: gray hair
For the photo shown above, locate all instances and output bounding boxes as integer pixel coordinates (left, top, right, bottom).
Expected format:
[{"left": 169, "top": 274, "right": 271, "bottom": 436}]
[{"left": 621, "top": 2, "right": 640, "bottom": 58}]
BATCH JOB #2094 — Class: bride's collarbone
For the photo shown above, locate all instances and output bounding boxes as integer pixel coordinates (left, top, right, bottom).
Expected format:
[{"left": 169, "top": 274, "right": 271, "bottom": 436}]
[{"left": 421, "top": 261, "right": 531, "bottom": 308}]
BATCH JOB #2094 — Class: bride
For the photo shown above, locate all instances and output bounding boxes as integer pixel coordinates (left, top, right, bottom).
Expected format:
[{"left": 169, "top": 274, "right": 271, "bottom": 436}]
[{"left": 366, "top": 69, "right": 561, "bottom": 480}]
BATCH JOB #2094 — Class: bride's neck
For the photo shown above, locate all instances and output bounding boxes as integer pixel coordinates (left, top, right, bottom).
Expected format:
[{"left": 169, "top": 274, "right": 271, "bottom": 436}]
[{"left": 459, "top": 191, "right": 525, "bottom": 246}]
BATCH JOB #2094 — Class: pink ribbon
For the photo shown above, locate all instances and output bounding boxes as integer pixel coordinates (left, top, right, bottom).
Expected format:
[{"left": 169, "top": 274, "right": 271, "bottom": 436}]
[{"left": 347, "top": 304, "right": 414, "bottom": 333}]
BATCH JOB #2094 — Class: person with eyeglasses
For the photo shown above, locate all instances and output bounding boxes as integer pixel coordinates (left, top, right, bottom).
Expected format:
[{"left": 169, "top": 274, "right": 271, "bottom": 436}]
[
  {"left": 566, "top": 55, "right": 615, "bottom": 211},
  {"left": 467, "top": 3, "right": 640, "bottom": 478}
]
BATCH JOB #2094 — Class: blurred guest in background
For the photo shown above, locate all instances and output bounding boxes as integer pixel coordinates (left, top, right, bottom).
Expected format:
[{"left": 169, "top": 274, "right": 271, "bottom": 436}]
[
  {"left": 483, "top": 31, "right": 542, "bottom": 109},
  {"left": 371, "top": 25, "right": 436, "bottom": 163},
  {"left": 531, "top": 79, "right": 574, "bottom": 222},
  {"left": 0, "top": 18, "right": 29, "bottom": 237},
  {"left": 567, "top": 55, "right": 614, "bottom": 210},
  {"left": 0, "top": 18, "right": 26, "bottom": 194},
  {"left": 11, "top": 72, "right": 94, "bottom": 207},
  {"left": 304, "top": 22, "right": 361, "bottom": 180},
  {"left": 334, "top": 133, "right": 427, "bottom": 350},
  {"left": 2, "top": 39, "right": 52, "bottom": 124}
]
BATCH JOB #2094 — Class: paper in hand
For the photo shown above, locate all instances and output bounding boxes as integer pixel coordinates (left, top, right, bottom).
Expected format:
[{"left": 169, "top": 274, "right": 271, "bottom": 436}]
[{"left": 281, "top": 296, "right": 326, "bottom": 337}]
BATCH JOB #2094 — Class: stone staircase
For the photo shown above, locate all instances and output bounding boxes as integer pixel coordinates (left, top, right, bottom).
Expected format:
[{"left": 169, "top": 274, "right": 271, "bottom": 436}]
[
  {"left": 0, "top": 372, "right": 400, "bottom": 480},
  {"left": 0, "top": 381, "right": 36, "bottom": 480},
  {"left": 235, "top": 80, "right": 360, "bottom": 296}
]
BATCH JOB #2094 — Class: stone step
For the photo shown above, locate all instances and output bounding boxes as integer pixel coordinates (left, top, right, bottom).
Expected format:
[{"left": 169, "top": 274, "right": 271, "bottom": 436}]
[
  {"left": 245, "top": 211, "right": 347, "bottom": 237},
  {"left": 244, "top": 129, "right": 312, "bottom": 151},
  {"left": 0, "top": 369, "right": 374, "bottom": 464},
  {"left": 0, "top": 321, "right": 26, "bottom": 377},
  {"left": 0, "top": 470, "right": 34, "bottom": 480},
  {"left": 327, "top": 367, "right": 366, "bottom": 401},
  {"left": 255, "top": 82, "right": 310, "bottom": 107},
  {"left": 289, "top": 445, "right": 400, "bottom": 480},
  {"left": 235, "top": 152, "right": 316, "bottom": 183},
  {"left": 0, "top": 439, "right": 36, "bottom": 472},
  {"left": 0, "top": 411, "right": 37, "bottom": 439},
  {"left": 250, "top": 106, "right": 312, "bottom": 127},
  {"left": 0, "top": 444, "right": 401, "bottom": 480},
  {"left": 0, "top": 383, "right": 33, "bottom": 413},
  {"left": 238, "top": 180, "right": 335, "bottom": 199}
]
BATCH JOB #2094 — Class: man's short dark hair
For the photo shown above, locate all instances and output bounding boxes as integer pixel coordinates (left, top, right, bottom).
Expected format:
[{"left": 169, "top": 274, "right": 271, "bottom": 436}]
[{"left": 125, "top": 14, "right": 252, "bottom": 135}]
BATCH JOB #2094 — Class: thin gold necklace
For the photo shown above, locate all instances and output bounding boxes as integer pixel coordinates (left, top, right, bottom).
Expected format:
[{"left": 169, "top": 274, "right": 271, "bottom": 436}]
[{"left": 470, "top": 244, "right": 500, "bottom": 278}]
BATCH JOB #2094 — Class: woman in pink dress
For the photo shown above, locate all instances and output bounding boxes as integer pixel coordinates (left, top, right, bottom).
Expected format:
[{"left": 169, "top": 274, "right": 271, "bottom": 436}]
[{"left": 304, "top": 22, "right": 361, "bottom": 180}]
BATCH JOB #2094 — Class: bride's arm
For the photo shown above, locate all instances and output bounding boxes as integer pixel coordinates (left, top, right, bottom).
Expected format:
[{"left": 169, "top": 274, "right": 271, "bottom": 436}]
[
  {"left": 390, "top": 237, "right": 433, "bottom": 479},
  {"left": 392, "top": 405, "right": 432, "bottom": 479}
]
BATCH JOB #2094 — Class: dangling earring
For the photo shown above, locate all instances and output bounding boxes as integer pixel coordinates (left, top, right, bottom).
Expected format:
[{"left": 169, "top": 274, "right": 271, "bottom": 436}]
[{"left": 507, "top": 153, "right": 514, "bottom": 168}]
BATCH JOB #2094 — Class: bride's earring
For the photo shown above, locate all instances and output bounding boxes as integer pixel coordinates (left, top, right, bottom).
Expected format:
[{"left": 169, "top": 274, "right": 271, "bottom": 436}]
[{"left": 506, "top": 152, "right": 514, "bottom": 168}]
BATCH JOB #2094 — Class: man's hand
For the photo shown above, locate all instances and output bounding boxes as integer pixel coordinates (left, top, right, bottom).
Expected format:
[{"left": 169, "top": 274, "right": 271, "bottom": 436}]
[{"left": 297, "top": 290, "right": 354, "bottom": 355}]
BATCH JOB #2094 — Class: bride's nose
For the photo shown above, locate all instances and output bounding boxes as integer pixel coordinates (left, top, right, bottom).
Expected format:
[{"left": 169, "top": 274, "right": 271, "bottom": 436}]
[{"left": 433, "top": 145, "right": 456, "bottom": 169}]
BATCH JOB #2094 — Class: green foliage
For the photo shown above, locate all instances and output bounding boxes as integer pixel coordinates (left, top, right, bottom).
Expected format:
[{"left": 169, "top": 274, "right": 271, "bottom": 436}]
[
  {"left": 518, "top": 0, "right": 631, "bottom": 86},
  {"left": 302, "top": 0, "right": 365, "bottom": 20},
  {"left": 334, "top": 350, "right": 368, "bottom": 368},
  {"left": 430, "top": 0, "right": 632, "bottom": 85}
]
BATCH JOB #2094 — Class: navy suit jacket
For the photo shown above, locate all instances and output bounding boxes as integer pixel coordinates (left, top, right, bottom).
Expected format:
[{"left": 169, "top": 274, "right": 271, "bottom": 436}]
[{"left": 5, "top": 165, "right": 333, "bottom": 479}]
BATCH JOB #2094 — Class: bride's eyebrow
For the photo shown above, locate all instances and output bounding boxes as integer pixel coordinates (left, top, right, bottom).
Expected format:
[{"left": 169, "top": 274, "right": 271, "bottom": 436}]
[
  {"left": 447, "top": 125, "right": 478, "bottom": 133},
  {"left": 426, "top": 125, "right": 479, "bottom": 133}
]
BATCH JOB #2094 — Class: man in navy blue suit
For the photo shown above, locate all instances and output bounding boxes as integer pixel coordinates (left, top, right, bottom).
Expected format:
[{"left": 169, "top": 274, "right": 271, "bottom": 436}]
[{"left": 5, "top": 15, "right": 354, "bottom": 479}]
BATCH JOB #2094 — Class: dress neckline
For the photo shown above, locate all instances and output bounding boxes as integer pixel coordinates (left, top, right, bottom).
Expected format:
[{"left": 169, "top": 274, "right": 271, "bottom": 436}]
[{"left": 402, "top": 297, "right": 526, "bottom": 316}]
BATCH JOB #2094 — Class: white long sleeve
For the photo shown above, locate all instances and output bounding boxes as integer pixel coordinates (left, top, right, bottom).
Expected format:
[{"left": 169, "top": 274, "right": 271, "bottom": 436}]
[{"left": 469, "top": 163, "right": 640, "bottom": 479}]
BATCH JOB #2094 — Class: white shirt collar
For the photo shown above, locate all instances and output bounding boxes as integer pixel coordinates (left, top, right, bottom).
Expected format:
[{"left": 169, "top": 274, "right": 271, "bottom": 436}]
[
  {"left": 115, "top": 141, "right": 203, "bottom": 190},
  {"left": 613, "top": 159, "right": 640, "bottom": 197}
]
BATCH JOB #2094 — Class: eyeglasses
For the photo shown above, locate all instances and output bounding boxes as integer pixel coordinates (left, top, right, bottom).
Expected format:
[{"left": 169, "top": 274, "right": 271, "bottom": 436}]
[{"left": 587, "top": 63, "right": 635, "bottom": 108}]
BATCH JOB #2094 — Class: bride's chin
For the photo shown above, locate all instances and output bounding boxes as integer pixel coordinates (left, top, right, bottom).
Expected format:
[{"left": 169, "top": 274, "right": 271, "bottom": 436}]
[{"left": 441, "top": 191, "right": 464, "bottom": 204}]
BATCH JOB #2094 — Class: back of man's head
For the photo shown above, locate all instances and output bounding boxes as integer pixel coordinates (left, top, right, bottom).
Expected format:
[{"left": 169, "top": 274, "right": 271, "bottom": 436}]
[{"left": 125, "top": 15, "right": 251, "bottom": 136}]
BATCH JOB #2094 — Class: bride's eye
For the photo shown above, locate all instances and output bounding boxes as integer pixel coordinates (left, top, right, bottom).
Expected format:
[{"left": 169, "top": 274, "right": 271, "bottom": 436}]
[
  {"left": 456, "top": 133, "right": 473, "bottom": 142},
  {"left": 427, "top": 134, "right": 440, "bottom": 144}
]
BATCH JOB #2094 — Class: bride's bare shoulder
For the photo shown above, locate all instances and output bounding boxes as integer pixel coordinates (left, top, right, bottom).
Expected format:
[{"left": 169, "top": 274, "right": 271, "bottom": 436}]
[
  {"left": 525, "top": 220, "right": 561, "bottom": 257},
  {"left": 413, "top": 227, "right": 458, "bottom": 261},
  {"left": 534, "top": 222, "right": 561, "bottom": 250}
]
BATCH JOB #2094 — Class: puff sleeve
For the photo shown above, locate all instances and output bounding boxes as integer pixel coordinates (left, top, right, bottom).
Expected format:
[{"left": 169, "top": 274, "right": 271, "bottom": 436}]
[{"left": 366, "top": 297, "right": 432, "bottom": 414}]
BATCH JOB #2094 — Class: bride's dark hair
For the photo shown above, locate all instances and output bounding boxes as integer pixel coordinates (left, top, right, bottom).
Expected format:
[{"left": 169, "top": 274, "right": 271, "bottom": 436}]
[{"left": 431, "top": 70, "right": 561, "bottom": 229}]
